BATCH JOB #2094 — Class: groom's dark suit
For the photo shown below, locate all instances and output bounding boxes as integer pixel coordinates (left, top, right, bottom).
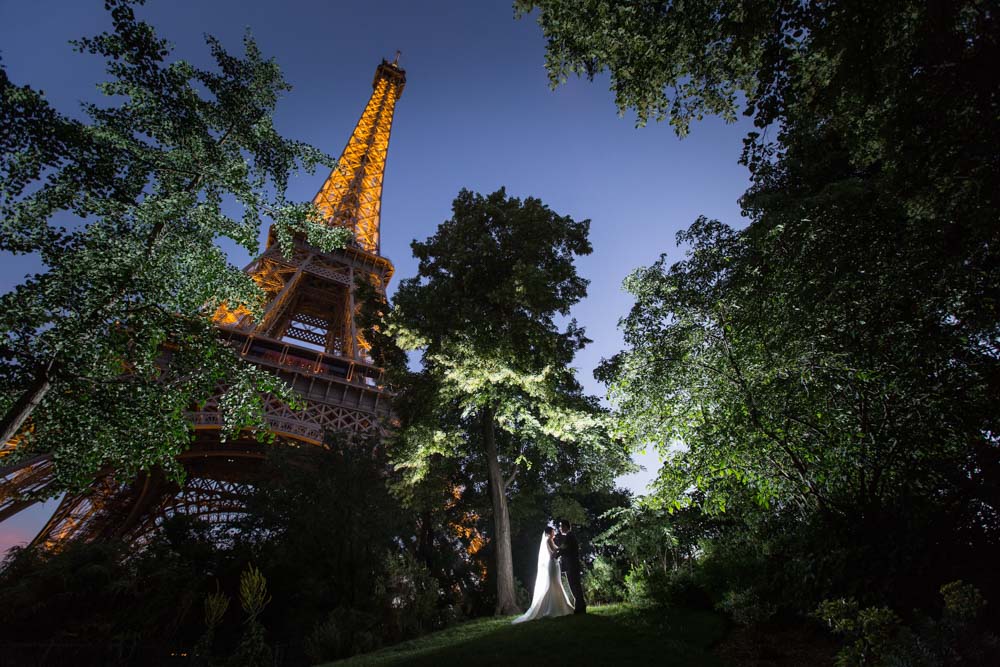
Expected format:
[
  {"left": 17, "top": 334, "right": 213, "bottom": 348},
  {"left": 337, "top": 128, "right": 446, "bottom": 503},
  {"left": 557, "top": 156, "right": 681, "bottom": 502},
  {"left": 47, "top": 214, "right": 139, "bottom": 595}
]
[{"left": 555, "top": 531, "right": 586, "bottom": 614}]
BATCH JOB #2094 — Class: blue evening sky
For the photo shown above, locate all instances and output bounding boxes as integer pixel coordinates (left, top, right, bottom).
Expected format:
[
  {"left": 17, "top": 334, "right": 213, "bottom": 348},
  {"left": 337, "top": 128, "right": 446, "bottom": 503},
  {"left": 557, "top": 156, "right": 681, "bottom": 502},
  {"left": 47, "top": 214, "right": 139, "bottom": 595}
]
[{"left": 0, "top": 0, "right": 753, "bottom": 554}]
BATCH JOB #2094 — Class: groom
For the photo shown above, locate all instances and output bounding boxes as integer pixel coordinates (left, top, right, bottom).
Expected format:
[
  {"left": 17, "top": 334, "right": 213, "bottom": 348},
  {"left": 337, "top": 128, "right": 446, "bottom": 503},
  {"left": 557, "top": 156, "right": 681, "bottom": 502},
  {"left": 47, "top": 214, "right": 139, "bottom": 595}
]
[{"left": 554, "top": 519, "right": 586, "bottom": 614}]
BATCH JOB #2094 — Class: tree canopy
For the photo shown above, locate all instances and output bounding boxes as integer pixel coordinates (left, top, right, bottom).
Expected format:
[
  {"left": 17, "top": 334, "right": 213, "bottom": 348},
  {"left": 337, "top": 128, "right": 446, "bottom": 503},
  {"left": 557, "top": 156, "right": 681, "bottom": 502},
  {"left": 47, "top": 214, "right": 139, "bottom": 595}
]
[
  {"left": 0, "top": 0, "right": 350, "bottom": 491},
  {"left": 388, "top": 187, "right": 630, "bottom": 613},
  {"left": 523, "top": 0, "right": 1000, "bottom": 611},
  {"left": 389, "top": 188, "right": 623, "bottom": 485}
]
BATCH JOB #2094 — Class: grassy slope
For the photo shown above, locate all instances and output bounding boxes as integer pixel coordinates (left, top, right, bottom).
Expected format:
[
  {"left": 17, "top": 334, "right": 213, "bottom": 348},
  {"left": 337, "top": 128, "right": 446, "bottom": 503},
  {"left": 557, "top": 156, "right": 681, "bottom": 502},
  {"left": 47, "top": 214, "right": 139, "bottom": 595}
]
[{"left": 324, "top": 604, "right": 727, "bottom": 666}]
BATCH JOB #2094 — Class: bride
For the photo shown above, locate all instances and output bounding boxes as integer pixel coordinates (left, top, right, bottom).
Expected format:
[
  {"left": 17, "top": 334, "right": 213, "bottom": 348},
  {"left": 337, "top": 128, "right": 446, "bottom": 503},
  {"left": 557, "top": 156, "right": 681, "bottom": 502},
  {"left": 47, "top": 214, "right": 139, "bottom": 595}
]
[{"left": 512, "top": 526, "right": 575, "bottom": 623}]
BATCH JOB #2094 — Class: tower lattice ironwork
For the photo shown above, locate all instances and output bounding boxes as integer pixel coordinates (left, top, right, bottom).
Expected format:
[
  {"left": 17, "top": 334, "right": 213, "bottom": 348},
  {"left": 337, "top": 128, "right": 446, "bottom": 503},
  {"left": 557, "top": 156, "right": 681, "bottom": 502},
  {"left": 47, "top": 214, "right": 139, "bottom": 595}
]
[{"left": 0, "top": 58, "right": 406, "bottom": 549}]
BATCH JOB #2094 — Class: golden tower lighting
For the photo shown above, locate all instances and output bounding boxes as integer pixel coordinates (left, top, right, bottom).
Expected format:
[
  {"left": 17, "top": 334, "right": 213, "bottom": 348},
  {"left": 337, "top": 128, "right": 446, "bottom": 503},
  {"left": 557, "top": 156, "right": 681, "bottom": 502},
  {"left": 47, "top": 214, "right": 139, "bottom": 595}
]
[{"left": 0, "top": 58, "right": 407, "bottom": 548}]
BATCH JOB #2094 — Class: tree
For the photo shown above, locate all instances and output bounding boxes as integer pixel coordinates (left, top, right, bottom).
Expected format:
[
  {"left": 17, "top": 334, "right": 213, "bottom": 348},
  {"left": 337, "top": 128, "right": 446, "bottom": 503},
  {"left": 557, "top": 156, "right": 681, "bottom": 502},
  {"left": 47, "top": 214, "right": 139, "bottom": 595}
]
[
  {"left": 0, "top": 439, "right": 433, "bottom": 665},
  {"left": 388, "top": 188, "right": 627, "bottom": 615},
  {"left": 0, "top": 0, "right": 350, "bottom": 491},
  {"left": 517, "top": 0, "right": 998, "bottom": 343},
  {"left": 241, "top": 436, "right": 413, "bottom": 616},
  {"left": 523, "top": 0, "right": 1000, "bottom": 605}
]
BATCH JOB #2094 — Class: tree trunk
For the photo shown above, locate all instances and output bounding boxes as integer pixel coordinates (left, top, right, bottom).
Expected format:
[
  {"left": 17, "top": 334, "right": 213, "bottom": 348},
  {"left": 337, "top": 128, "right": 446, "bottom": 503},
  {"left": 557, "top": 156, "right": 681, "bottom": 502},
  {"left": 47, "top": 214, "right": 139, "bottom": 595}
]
[
  {"left": 416, "top": 509, "right": 435, "bottom": 568},
  {"left": 0, "top": 365, "right": 53, "bottom": 447},
  {"left": 481, "top": 406, "right": 520, "bottom": 616}
]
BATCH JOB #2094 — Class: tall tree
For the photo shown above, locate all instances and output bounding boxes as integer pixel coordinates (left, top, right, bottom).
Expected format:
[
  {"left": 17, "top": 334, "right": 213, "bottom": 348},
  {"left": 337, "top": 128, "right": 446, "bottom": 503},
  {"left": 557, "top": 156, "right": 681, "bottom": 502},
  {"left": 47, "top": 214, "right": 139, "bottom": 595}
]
[
  {"left": 523, "top": 0, "right": 1000, "bottom": 599},
  {"left": 0, "top": 0, "right": 351, "bottom": 491},
  {"left": 388, "top": 188, "right": 626, "bottom": 615}
]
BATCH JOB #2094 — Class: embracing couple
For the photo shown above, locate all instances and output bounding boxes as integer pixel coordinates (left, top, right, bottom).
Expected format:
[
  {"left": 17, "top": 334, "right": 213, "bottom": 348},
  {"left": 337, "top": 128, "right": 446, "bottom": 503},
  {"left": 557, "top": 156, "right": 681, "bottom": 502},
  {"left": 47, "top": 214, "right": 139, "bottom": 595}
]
[{"left": 512, "top": 519, "right": 587, "bottom": 624}]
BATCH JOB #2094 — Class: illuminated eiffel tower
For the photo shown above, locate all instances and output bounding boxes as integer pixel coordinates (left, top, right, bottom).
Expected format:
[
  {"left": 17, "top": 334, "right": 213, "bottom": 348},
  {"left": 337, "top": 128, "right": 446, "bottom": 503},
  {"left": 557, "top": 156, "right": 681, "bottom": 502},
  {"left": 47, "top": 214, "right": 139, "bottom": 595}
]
[{"left": 0, "top": 58, "right": 406, "bottom": 548}]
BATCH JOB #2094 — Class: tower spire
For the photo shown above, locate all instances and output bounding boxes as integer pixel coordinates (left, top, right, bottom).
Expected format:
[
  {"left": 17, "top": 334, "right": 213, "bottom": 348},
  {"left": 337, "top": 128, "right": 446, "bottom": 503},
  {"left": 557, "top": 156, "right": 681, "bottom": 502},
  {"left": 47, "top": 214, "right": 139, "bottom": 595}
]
[{"left": 312, "top": 58, "right": 406, "bottom": 255}]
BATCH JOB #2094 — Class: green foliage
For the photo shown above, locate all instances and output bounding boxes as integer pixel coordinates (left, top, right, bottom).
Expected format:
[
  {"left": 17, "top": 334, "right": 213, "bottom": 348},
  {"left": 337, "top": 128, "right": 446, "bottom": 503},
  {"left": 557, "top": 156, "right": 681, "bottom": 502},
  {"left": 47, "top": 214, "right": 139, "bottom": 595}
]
[
  {"left": 531, "top": 0, "right": 999, "bottom": 625},
  {"left": 583, "top": 555, "right": 625, "bottom": 605},
  {"left": 816, "top": 583, "right": 999, "bottom": 666},
  {"left": 597, "top": 211, "right": 998, "bottom": 520},
  {"left": 582, "top": 497, "right": 724, "bottom": 611},
  {"left": 600, "top": 499, "right": 712, "bottom": 563},
  {"left": 228, "top": 619, "right": 272, "bottom": 667},
  {"left": 378, "top": 550, "right": 444, "bottom": 638},
  {"left": 623, "top": 565, "right": 654, "bottom": 606},
  {"left": 0, "top": 0, "right": 350, "bottom": 492},
  {"left": 228, "top": 575, "right": 274, "bottom": 667},
  {"left": 512, "top": 576, "right": 531, "bottom": 611},
  {"left": 525, "top": 2, "right": 1000, "bottom": 501},
  {"left": 549, "top": 494, "right": 589, "bottom": 528},
  {"left": 386, "top": 187, "right": 630, "bottom": 613},
  {"left": 193, "top": 582, "right": 230, "bottom": 666},
  {"left": 816, "top": 600, "right": 916, "bottom": 666},
  {"left": 240, "top": 437, "right": 415, "bottom": 615},
  {"left": 940, "top": 581, "right": 987, "bottom": 626},
  {"left": 517, "top": 0, "right": 766, "bottom": 132},
  {"left": 0, "top": 519, "right": 227, "bottom": 661},
  {"left": 304, "top": 607, "right": 381, "bottom": 664},
  {"left": 716, "top": 589, "right": 777, "bottom": 629},
  {"left": 238, "top": 563, "right": 271, "bottom": 622},
  {"left": 0, "top": 441, "right": 461, "bottom": 665},
  {"left": 388, "top": 187, "right": 627, "bottom": 489},
  {"left": 239, "top": 440, "right": 454, "bottom": 659}
]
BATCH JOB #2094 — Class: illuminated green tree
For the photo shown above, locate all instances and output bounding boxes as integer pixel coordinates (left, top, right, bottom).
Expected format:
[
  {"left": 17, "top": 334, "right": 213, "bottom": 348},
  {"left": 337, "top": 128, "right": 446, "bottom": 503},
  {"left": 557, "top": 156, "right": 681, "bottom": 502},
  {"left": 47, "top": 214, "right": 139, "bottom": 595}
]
[
  {"left": 388, "top": 188, "right": 627, "bottom": 615},
  {"left": 0, "top": 0, "right": 350, "bottom": 491}
]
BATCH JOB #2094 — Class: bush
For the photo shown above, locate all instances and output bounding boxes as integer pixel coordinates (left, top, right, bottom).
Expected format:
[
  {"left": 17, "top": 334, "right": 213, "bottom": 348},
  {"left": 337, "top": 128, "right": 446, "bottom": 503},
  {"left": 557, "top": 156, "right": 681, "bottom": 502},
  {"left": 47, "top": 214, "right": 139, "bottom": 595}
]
[
  {"left": 227, "top": 564, "right": 272, "bottom": 667},
  {"left": 584, "top": 556, "right": 626, "bottom": 604},
  {"left": 716, "top": 588, "right": 777, "bottom": 628},
  {"left": 624, "top": 566, "right": 652, "bottom": 605},
  {"left": 514, "top": 576, "right": 531, "bottom": 611},
  {"left": 940, "top": 580, "right": 986, "bottom": 624},
  {"left": 662, "top": 567, "right": 712, "bottom": 610},
  {"left": 816, "top": 582, "right": 1000, "bottom": 666},
  {"left": 623, "top": 566, "right": 677, "bottom": 607},
  {"left": 0, "top": 442, "right": 464, "bottom": 666},
  {"left": 379, "top": 550, "right": 443, "bottom": 640},
  {"left": 303, "top": 607, "right": 380, "bottom": 664}
]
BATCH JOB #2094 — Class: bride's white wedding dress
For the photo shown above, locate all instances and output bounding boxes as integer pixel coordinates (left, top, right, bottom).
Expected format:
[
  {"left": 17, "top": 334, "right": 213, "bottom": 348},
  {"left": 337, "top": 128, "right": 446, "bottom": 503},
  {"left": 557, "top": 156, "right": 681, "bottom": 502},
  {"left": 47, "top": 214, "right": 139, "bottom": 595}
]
[{"left": 512, "top": 532, "right": 575, "bottom": 623}]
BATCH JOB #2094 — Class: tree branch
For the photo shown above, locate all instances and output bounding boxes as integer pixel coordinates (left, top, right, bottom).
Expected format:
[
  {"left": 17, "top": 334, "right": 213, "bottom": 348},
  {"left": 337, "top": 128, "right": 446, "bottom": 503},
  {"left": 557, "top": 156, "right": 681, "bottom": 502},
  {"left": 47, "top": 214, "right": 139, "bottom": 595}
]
[{"left": 504, "top": 466, "right": 519, "bottom": 491}]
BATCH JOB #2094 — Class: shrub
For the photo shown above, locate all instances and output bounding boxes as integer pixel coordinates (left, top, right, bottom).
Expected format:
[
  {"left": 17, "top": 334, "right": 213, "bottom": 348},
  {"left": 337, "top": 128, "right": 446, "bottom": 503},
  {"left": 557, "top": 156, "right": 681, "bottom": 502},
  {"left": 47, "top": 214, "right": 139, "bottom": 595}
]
[
  {"left": 816, "top": 582, "right": 1000, "bottom": 666},
  {"left": 940, "top": 580, "right": 986, "bottom": 624},
  {"left": 716, "top": 588, "right": 777, "bottom": 628},
  {"left": 662, "top": 567, "right": 712, "bottom": 610},
  {"left": 303, "top": 607, "right": 380, "bottom": 664},
  {"left": 624, "top": 566, "right": 652, "bottom": 606},
  {"left": 379, "top": 550, "right": 443, "bottom": 639},
  {"left": 193, "top": 583, "right": 230, "bottom": 666},
  {"left": 623, "top": 566, "right": 678, "bottom": 607},
  {"left": 514, "top": 576, "right": 531, "bottom": 611},
  {"left": 227, "top": 564, "right": 272, "bottom": 667},
  {"left": 584, "top": 556, "right": 626, "bottom": 604}
]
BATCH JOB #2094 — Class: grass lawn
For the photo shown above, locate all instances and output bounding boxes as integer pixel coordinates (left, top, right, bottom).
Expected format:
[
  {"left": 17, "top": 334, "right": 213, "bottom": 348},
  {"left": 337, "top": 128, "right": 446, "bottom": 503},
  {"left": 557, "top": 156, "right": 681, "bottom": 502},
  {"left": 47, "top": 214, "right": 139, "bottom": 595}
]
[{"left": 323, "top": 604, "right": 727, "bottom": 666}]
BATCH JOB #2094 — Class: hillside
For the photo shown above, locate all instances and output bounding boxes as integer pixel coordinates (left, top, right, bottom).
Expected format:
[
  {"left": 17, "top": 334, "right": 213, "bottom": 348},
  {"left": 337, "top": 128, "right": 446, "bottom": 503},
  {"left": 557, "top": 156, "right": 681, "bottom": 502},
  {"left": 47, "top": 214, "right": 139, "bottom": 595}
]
[{"left": 325, "top": 604, "right": 727, "bottom": 666}]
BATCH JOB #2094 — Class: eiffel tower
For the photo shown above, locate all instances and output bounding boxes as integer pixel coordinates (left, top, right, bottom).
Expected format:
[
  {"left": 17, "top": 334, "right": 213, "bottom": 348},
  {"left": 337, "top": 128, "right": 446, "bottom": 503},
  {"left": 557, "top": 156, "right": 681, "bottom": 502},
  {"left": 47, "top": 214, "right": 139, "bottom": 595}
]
[{"left": 0, "top": 58, "right": 406, "bottom": 549}]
